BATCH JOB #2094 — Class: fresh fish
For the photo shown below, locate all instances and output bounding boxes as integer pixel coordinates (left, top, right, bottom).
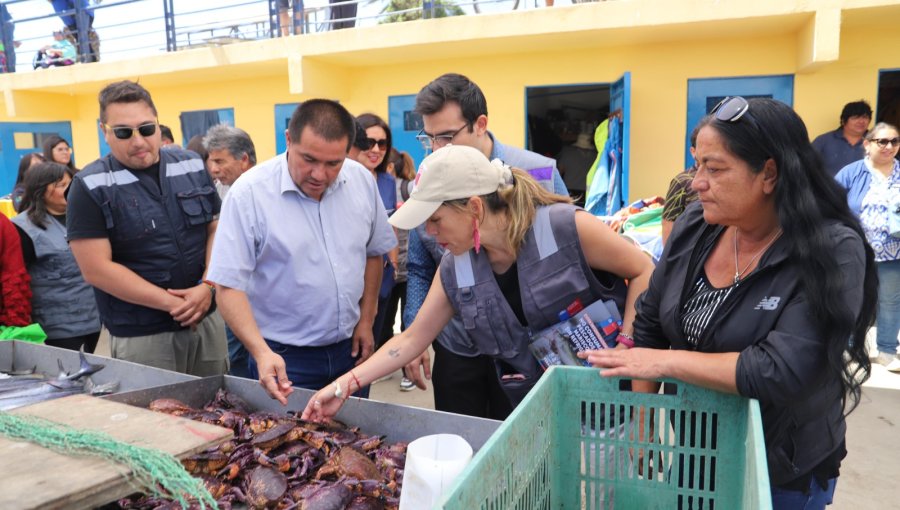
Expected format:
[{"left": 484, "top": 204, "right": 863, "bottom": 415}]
[
  {"left": 0, "top": 365, "right": 38, "bottom": 376},
  {"left": 85, "top": 377, "right": 119, "bottom": 396},
  {"left": 58, "top": 349, "right": 105, "bottom": 382},
  {"left": 0, "top": 375, "right": 50, "bottom": 393},
  {"left": 0, "top": 383, "right": 86, "bottom": 411}
]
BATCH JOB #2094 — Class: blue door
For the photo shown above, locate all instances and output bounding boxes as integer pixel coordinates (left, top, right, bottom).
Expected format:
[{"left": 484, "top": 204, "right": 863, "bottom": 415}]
[
  {"left": 179, "top": 108, "right": 235, "bottom": 147},
  {"left": 0, "top": 121, "right": 73, "bottom": 195},
  {"left": 388, "top": 94, "right": 425, "bottom": 171},
  {"left": 274, "top": 103, "right": 301, "bottom": 155},
  {"left": 686, "top": 75, "right": 794, "bottom": 167},
  {"left": 610, "top": 72, "right": 631, "bottom": 207}
]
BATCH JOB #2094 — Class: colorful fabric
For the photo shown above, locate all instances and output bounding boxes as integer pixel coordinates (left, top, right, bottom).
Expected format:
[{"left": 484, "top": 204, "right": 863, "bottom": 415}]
[
  {"left": 858, "top": 159, "right": 900, "bottom": 261},
  {"left": 0, "top": 214, "right": 31, "bottom": 326},
  {"left": 662, "top": 168, "right": 698, "bottom": 222}
]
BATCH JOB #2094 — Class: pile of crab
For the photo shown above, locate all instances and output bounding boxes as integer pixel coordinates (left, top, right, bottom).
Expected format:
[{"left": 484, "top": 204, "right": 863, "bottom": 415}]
[{"left": 116, "top": 389, "right": 406, "bottom": 510}]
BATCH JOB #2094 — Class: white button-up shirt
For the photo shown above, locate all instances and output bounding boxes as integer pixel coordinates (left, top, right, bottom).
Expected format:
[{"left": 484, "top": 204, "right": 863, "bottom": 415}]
[{"left": 207, "top": 153, "right": 396, "bottom": 346}]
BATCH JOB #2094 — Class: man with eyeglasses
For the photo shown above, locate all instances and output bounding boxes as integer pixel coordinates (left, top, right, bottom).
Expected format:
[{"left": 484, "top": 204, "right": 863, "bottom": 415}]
[
  {"left": 812, "top": 100, "right": 872, "bottom": 177},
  {"left": 403, "top": 73, "right": 568, "bottom": 420},
  {"left": 66, "top": 80, "right": 228, "bottom": 377}
]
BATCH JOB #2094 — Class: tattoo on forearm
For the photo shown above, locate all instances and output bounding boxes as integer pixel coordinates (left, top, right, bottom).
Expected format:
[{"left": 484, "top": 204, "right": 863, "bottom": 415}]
[{"left": 388, "top": 348, "right": 400, "bottom": 358}]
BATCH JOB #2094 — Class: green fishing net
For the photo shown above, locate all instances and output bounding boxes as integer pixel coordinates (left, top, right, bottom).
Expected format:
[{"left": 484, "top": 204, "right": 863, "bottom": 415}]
[{"left": 0, "top": 411, "right": 218, "bottom": 509}]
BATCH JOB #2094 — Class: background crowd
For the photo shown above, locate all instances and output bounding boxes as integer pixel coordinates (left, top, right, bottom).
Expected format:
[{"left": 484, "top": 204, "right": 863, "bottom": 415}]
[{"left": 0, "top": 71, "right": 897, "bottom": 508}]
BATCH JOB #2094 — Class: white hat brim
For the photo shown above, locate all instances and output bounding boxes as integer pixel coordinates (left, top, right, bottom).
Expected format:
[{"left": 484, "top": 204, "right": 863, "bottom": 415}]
[{"left": 389, "top": 198, "right": 443, "bottom": 230}]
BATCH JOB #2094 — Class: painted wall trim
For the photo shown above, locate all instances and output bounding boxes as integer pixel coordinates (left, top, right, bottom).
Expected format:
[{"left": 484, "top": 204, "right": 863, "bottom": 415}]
[{"left": 797, "top": 8, "right": 841, "bottom": 72}]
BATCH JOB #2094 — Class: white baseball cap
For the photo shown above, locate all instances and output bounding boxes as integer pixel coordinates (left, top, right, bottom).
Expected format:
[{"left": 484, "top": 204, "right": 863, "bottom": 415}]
[{"left": 389, "top": 145, "right": 512, "bottom": 230}]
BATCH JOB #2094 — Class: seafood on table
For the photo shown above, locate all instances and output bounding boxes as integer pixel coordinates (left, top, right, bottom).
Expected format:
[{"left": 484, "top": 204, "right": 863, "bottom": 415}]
[
  {"left": 0, "top": 349, "right": 117, "bottom": 411},
  {"left": 117, "top": 389, "right": 407, "bottom": 510}
]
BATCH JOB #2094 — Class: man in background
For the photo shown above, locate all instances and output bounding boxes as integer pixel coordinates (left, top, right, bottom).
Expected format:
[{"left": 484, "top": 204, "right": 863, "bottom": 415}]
[
  {"left": 202, "top": 123, "right": 257, "bottom": 379},
  {"left": 812, "top": 100, "right": 872, "bottom": 177}
]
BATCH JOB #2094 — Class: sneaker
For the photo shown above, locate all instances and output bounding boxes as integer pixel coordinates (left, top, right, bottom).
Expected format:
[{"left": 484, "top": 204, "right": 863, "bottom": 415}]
[
  {"left": 399, "top": 377, "right": 415, "bottom": 392},
  {"left": 873, "top": 352, "right": 900, "bottom": 372}
]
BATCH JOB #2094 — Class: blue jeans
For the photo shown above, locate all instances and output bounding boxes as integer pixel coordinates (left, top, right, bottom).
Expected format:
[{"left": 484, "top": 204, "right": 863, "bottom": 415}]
[
  {"left": 876, "top": 260, "right": 900, "bottom": 355},
  {"left": 248, "top": 338, "right": 369, "bottom": 398},
  {"left": 771, "top": 478, "right": 836, "bottom": 510},
  {"left": 225, "top": 325, "right": 252, "bottom": 379}
]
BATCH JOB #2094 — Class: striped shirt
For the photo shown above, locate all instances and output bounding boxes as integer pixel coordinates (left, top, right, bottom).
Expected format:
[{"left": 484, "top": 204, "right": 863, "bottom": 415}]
[{"left": 681, "top": 272, "right": 736, "bottom": 347}]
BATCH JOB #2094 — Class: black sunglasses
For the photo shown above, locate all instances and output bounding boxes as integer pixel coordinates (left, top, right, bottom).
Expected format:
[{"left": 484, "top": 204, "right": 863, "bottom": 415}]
[
  {"left": 871, "top": 137, "right": 900, "bottom": 149},
  {"left": 364, "top": 138, "right": 388, "bottom": 150},
  {"left": 104, "top": 122, "right": 158, "bottom": 140},
  {"left": 710, "top": 96, "right": 762, "bottom": 133}
]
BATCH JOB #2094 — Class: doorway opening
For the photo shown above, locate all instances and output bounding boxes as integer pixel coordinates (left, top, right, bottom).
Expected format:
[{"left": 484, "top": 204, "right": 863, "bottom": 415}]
[
  {"left": 877, "top": 69, "right": 900, "bottom": 128},
  {"left": 526, "top": 84, "right": 610, "bottom": 203}
]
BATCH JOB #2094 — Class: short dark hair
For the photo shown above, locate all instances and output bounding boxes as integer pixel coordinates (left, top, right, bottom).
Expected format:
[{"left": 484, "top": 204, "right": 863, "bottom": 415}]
[
  {"left": 356, "top": 113, "right": 393, "bottom": 174},
  {"left": 840, "top": 100, "right": 872, "bottom": 126},
  {"left": 352, "top": 119, "right": 370, "bottom": 151},
  {"left": 287, "top": 99, "right": 355, "bottom": 152},
  {"left": 20, "top": 162, "right": 72, "bottom": 230},
  {"left": 98, "top": 81, "right": 158, "bottom": 123},
  {"left": 203, "top": 124, "right": 257, "bottom": 166},
  {"left": 159, "top": 124, "right": 174, "bottom": 143},
  {"left": 414, "top": 73, "right": 488, "bottom": 127}
]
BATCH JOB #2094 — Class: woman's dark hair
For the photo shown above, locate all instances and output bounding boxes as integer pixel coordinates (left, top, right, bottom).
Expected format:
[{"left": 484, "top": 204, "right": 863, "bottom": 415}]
[
  {"left": 356, "top": 113, "right": 393, "bottom": 174},
  {"left": 16, "top": 153, "right": 45, "bottom": 185},
  {"left": 42, "top": 135, "right": 77, "bottom": 172},
  {"left": 702, "top": 97, "right": 875, "bottom": 414},
  {"left": 20, "top": 162, "right": 72, "bottom": 230},
  {"left": 388, "top": 148, "right": 415, "bottom": 182}
]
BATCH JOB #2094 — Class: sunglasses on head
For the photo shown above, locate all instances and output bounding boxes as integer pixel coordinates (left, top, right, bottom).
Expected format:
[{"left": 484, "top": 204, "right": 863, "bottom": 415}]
[
  {"left": 104, "top": 122, "right": 158, "bottom": 140},
  {"left": 871, "top": 137, "right": 900, "bottom": 149},
  {"left": 710, "top": 96, "right": 761, "bottom": 132},
  {"left": 365, "top": 138, "right": 388, "bottom": 150}
]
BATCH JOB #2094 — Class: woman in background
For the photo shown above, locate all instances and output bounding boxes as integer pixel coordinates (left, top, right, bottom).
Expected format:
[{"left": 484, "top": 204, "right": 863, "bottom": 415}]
[
  {"left": 42, "top": 135, "right": 78, "bottom": 172},
  {"left": 383, "top": 149, "right": 417, "bottom": 391},
  {"left": 835, "top": 122, "right": 900, "bottom": 372},
  {"left": 11, "top": 152, "right": 46, "bottom": 212},
  {"left": 356, "top": 113, "right": 398, "bottom": 351},
  {"left": 13, "top": 162, "right": 101, "bottom": 352}
]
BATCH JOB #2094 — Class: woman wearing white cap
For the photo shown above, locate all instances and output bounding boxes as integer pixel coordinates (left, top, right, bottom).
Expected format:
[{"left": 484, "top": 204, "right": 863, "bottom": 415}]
[{"left": 302, "top": 145, "right": 654, "bottom": 421}]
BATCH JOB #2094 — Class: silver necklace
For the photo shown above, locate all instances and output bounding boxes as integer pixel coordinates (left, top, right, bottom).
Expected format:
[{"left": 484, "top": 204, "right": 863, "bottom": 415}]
[{"left": 733, "top": 228, "right": 782, "bottom": 285}]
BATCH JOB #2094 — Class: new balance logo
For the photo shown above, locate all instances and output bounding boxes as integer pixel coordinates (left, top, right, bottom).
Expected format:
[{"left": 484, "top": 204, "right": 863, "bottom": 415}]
[{"left": 754, "top": 297, "right": 781, "bottom": 311}]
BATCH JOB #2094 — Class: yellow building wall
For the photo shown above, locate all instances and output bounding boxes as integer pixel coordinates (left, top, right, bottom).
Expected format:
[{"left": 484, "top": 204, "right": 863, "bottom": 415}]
[{"left": 4, "top": 7, "right": 900, "bottom": 199}]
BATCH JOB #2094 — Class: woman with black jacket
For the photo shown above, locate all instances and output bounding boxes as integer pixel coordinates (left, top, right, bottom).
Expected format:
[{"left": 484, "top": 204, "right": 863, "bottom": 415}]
[{"left": 583, "top": 97, "right": 876, "bottom": 509}]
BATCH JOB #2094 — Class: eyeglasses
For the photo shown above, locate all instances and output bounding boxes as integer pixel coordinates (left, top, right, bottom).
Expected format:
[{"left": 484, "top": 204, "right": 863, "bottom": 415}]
[
  {"left": 416, "top": 124, "right": 469, "bottom": 151},
  {"left": 365, "top": 138, "right": 388, "bottom": 151},
  {"left": 104, "top": 122, "right": 158, "bottom": 140},
  {"left": 871, "top": 137, "right": 900, "bottom": 149}
]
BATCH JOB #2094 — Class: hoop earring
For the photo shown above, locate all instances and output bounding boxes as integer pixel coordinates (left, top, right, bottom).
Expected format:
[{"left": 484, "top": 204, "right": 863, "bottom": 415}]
[{"left": 473, "top": 218, "right": 481, "bottom": 254}]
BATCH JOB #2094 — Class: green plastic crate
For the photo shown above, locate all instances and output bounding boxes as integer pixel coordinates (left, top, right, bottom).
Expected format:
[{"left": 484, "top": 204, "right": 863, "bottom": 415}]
[{"left": 440, "top": 366, "right": 770, "bottom": 510}]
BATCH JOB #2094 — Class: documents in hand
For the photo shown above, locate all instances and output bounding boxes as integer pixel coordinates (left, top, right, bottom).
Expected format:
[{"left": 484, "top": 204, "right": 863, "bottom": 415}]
[{"left": 528, "top": 299, "right": 621, "bottom": 369}]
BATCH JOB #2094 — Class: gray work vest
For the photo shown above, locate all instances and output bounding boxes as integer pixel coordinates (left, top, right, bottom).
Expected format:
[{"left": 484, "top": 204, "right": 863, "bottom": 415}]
[
  {"left": 440, "top": 203, "right": 627, "bottom": 405},
  {"left": 12, "top": 214, "right": 100, "bottom": 339},
  {"left": 414, "top": 165, "right": 562, "bottom": 357},
  {"left": 75, "top": 149, "right": 218, "bottom": 337}
]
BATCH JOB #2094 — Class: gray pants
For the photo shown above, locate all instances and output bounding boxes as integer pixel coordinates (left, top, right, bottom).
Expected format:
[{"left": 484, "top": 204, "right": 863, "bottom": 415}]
[{"left": 109, "top": 311, "right": 228, "bottom": 377}]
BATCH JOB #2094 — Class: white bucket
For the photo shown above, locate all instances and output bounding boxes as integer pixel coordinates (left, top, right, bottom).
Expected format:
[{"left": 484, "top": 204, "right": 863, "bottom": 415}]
[{"left": 398, "top": 433, "right": 473, "bottom": 509}]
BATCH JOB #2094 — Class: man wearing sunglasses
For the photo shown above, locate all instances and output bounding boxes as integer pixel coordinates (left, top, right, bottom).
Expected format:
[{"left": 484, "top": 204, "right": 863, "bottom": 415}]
[
  {"left": 67, "top": 80, "right": 228, "bottom": 377},
  {"left": 403, "top": 73, "right": 568, "bottom": 420},
  {"left": 812, "top": 100, "right": 872, "bottom": 177}
]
